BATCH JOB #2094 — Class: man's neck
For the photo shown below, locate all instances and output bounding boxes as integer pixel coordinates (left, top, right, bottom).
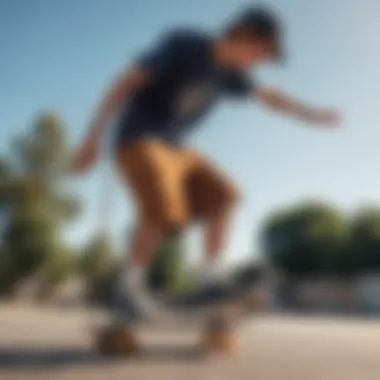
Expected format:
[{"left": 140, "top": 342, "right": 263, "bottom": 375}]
[{"left": 212, "top": 39, "right": 234, "bottom": 69}]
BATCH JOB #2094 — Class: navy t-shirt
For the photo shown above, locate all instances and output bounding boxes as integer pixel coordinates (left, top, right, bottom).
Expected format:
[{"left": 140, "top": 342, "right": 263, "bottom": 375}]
[{"left": 115, "top": 29, "right": 255, "bottom": 148}]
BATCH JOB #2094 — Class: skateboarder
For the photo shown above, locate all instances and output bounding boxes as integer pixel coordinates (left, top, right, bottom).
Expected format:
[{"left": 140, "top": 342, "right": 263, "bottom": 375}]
[{"left": 73, "top": 7, "right": 341, "bottom": 320}]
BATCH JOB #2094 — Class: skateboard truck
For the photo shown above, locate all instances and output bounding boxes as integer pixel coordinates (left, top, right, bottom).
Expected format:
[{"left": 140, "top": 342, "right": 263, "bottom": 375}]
[
  {"left": 93, "top": 283, "right": 267, "bottom": 357},
  {"left": 93, "top": 295, "right": 264, "bottom": 358}
]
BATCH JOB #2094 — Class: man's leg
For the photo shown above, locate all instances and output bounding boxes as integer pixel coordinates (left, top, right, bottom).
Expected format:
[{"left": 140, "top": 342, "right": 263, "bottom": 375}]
[
  {"left": 128, "top": 219, "right": 163, "bottom": 268},
  {"left": 117, "top": 218, "right": 163, "bottom": 317},
  {"left": 188, "top": 154, "right": 241, "bottom": 288},
  {"left": 116, "top": 141, "right": 189, "bottom": 318},
  {"left": 202, "top": 206, "right": 237, "bottom": 285},
  {"left": 122, "top": 218, "right": 163, "bottom": 290}
]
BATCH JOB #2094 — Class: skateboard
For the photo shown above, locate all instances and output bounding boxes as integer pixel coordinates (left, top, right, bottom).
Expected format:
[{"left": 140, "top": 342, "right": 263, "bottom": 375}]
[{"left": 92, "top": 288, "right": 267, "bottom": 357}]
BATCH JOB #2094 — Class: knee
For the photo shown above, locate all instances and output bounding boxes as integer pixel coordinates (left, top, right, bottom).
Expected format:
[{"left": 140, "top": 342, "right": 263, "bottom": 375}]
[
  {"left": 221, "top": 184, "right": 242, "bottom": 212},
  {"left": 137, "top": 214, "right": 186, "bottom": 238},
  {"left": 165, "top": 224, "right": 184, "bottom": 236},
  {"left": 205, "top": 185, "right": 241, "bottom": 221},
  {"left": 151, "top": 213, "right": 188, "bottom": 236},
  {"left": 163, "top": 219, "right": 186, "bottom": 236}
]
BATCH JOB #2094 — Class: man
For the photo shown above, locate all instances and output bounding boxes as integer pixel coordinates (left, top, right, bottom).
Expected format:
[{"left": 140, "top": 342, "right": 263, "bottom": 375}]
[{"left": 73, "top": 7, "right": 340, "bottom": 320}]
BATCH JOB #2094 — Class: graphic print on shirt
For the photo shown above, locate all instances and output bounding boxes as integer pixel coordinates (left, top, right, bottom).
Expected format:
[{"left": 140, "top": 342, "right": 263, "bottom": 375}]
[{"left": 173, "top": 82, "right": 217, "bottom": 120}]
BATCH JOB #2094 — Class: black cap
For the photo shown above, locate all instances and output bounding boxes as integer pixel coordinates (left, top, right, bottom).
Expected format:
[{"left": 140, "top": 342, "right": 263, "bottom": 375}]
[{"left": 226, "top": 7, "right": 285, "bottom": 62}]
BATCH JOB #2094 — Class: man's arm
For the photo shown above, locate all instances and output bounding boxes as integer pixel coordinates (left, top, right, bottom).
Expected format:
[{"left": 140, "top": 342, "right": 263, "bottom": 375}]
[
  {"left": 255, "top": 86, "right": 341, "bottom": 126},
  {"left": 87, "top": 67, "right": 149, "bottom": 142},
  {"left": 73, "top": 31, "right": 189, "bottom": 174},
  {"left": 73, "top": 67, "right": 150, "bottom": 173}
]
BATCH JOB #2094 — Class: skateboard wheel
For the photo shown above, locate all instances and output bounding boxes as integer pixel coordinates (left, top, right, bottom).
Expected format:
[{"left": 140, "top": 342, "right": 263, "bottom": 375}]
[
  {"left": 201, "top": 315, "right": 237, "bottom": 356},
  {"left": 202, "top": 329, "right": 237, "bottom": 356},
  {"left": 94, "top": 326, "right": 139, "bottom": 356}
]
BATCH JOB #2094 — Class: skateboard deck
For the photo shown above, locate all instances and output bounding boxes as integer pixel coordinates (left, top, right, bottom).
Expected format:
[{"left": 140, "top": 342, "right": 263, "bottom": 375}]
[{"left": 92, "top": 288, "right": 266, "bottom": 357}]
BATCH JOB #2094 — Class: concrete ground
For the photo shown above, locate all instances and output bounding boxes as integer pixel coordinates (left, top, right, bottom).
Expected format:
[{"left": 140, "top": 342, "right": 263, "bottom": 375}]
[{"left": 0, "top": 304, "right": 379, "bottom": 380}]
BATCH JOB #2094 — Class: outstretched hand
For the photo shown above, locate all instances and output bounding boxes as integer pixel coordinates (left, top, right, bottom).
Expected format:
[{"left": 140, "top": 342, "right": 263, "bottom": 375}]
[
  {"left": 71, "top": 135, "right": 100, "bottom": 175},
  {"left": 309, "top": 108, "right": 342, "bottom": 128},
  {"left": 256, "top": 87, "right": 342, "bottom": 129}
]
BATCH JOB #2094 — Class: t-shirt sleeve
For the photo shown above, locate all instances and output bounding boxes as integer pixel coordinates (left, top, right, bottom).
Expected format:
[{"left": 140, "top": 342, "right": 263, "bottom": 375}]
[
  {"left": 135, "top": 31, "right": 190, "bottom": 78},
  {"left": 222, "top": 70, "right": 255, "bottom": 98}
]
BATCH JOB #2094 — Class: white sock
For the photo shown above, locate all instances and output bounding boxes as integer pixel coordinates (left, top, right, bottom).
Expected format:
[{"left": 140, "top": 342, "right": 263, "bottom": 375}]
[
  {"left": 119, "top": 264, "right": 160, "bottom": 315},
  {"left": 120, "top": 264, "right": 146, "bottom": 294},
  {"left": 199, "top": 259, "right": 226, "bottom": 286}
]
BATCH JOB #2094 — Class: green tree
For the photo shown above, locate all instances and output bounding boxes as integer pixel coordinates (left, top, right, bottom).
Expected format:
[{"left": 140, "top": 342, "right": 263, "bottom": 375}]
[
  {"left": 261, "top": 201, "right": 350, "bottom": 278},
  {"left": 80, "top": 233, "right": 116, "bottom": 303},
  {"left": 0, "top": 112, "right": 80, "bottom": 293},
  {"left": 35, "top": 245, "right": 78, "bottom": 298},
  {"left": 0, "top": 250, "right": 16, "bottom": 295},
  {"left": 233, "top": 262, "right": 264, "bottom": 290},
  {"left": 351, "top": 208, "right": 380, "bottom": 273},
  {"left": 148, "top": 233, "right": 192, "bottom": 295},
  {"left": 0, "top": 158, "right": 11, "bottom": 211}
]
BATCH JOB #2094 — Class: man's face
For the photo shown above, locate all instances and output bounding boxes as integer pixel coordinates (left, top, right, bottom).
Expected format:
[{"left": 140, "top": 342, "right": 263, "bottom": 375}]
[{"left": 226, "top": 38, "right": 274, "bottom": 70}]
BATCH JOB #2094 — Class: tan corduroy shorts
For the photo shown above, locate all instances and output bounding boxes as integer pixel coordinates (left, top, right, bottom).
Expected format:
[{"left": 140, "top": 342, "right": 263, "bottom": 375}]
[{"left": 116, "top": 139, "right": 240, "bottom": 231}]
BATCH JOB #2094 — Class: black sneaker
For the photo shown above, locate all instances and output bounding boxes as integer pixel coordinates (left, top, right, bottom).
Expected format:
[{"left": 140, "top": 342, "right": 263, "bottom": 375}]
[
  {"left": 173, "top": 282, "right": 242, "bottom": 310},
  {"left": 110, "top": 289, "right": 142, "bottom": 324},
  {"left": 110, "top": 285, "right": 161, "bottom": 324}
]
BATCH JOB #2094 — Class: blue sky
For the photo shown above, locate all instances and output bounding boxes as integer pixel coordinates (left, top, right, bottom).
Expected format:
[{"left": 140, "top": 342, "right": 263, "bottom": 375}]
[{"left": 1, "top": 0, "right": 380, "bottom": 265}]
